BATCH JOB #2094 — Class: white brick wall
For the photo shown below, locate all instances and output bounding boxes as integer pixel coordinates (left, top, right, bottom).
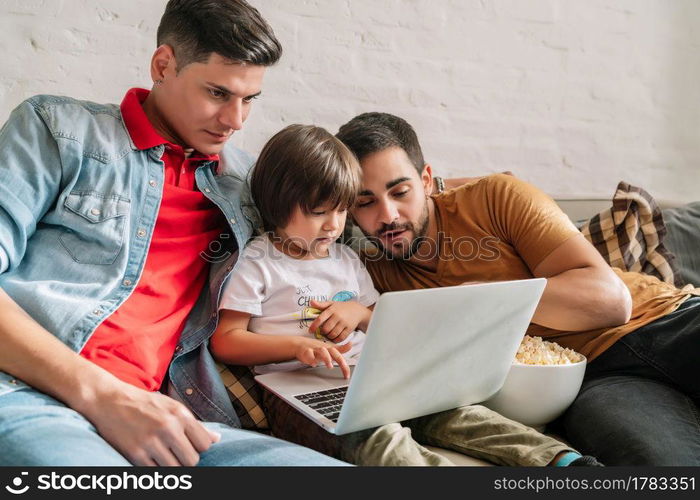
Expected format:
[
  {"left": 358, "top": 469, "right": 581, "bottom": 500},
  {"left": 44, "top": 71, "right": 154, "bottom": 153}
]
[{"left": 1, "top": 0, "right": 698, "bottom": 202}]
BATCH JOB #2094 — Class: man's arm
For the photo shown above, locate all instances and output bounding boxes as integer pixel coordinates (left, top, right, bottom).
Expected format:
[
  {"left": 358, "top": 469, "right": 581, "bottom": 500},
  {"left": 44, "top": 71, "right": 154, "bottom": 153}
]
[
  {"left": 478, "top": 174, "right": 632, "bottom": 332},
  {"left": 439, "top": 172, "right": 631, "bottom": 330},
  {"left": 0, "top": 288, "right": 220, "bottom": 466},
  {"left": 530, "top": 234, "right": 632, "bottom": 331},
  {"left": 0, "top": 101, "right": 218, "bottom": 466}
]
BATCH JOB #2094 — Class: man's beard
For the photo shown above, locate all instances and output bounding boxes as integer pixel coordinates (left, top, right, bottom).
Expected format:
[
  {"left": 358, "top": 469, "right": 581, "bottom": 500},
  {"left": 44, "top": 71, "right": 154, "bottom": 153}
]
[{"left": 368, "top": 202, "right": 430, "bottom": 260}]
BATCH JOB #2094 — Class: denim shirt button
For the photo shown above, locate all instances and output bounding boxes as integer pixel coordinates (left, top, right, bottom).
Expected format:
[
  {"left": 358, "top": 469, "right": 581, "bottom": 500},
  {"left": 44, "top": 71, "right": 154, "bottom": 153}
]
[
  {"left": 90, "top": 208, "right": 101, "bottom": 216},
  {"left": 122, "top": 279, "right": 132, "bottom": 287},
  {"left": 93, "top": 309, "right": 103, "bottom": 316},
  {"left": 9, "top": 379, "right": 17, "bottom": 385},
  {"left": 136, "top": 229, "right": 146, "bottom": 238},
  {"left": 204, "top": 188, "right": 211, "bottom": 193},
  {"left": 174, "top": 345, "right": 183, "bottom": 353},
  {"left": 149, "top": 180, "right": 157, "bottom": 187},
  {"left": 229, "top": 218, "right": 236, "bottom": 225},
  {"left": 185, "top": 388, "right": 194, "bottom": 396}
]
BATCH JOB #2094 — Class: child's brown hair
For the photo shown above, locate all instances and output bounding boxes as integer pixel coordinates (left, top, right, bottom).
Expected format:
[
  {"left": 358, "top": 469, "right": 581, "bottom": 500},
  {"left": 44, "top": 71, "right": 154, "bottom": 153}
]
[{"left": 251, "top": 124, "right": 361, "bottom": 233}]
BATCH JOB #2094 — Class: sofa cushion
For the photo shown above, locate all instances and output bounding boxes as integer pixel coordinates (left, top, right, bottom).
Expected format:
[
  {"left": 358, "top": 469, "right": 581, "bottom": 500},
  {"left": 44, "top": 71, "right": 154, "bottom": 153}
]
[{"left": 662, "top": 202, "right": 700, "bottom": 287}]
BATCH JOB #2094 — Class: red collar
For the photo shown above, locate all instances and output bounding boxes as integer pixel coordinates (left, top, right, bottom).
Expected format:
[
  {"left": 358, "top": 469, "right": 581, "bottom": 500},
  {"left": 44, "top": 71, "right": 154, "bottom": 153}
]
[{"left": 120, "top": 88, "right": 218, "bottom": 161}]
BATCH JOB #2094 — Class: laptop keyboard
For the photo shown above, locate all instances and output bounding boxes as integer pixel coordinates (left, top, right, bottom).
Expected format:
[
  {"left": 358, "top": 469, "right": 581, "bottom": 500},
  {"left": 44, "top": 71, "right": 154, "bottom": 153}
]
[{"left": 294, "top": 386, "right": 348, "bottom": 423}]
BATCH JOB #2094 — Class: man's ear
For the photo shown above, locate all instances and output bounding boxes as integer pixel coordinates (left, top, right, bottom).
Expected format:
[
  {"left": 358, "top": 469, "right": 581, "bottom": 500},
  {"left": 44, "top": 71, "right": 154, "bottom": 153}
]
[
  {"left": 420, "top": 164, "right": 433, "bottom": 196},
  {"left": 150, "top": 44, "right": 177, "bottom": 84}
]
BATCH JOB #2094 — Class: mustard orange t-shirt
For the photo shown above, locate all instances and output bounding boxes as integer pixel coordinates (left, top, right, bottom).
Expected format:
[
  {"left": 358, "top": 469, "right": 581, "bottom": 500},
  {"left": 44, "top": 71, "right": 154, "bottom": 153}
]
[{"left": 362, "top": 174, "right": 697, "bottom": 361}]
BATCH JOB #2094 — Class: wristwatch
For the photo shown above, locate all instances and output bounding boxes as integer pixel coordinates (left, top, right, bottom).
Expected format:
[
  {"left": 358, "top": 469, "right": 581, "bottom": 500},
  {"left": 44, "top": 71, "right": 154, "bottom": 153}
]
[{"left": 434, "top": 176, "right": 445, "bottom": 194}]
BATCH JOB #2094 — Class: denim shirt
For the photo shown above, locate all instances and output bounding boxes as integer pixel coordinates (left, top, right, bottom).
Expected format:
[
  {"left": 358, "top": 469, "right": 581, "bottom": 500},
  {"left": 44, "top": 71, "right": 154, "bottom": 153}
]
[{"left": 0, "top": 95, "right": 263, "bottom": 427}]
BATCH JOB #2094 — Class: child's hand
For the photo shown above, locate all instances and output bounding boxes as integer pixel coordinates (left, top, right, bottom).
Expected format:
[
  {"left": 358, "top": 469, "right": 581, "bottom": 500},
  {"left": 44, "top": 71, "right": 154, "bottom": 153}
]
[
  {"left": 294, "top": 337, "right": 352, "bottom": 379},
  {"left": 308, "top": 300, "right": 372, "bottom": 343}
]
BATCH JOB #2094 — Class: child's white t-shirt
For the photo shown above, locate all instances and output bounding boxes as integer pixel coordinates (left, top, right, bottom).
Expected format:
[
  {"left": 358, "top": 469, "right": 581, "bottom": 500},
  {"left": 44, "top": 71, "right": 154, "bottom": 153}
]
[{"left": 219, "top": 234, "right": 380, "bottom": 374}]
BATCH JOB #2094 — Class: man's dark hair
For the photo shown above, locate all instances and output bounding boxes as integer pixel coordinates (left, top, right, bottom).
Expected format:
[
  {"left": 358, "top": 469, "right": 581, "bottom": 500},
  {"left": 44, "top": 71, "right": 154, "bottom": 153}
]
[
  {"left": 251, "top": 124, "right": 361, "bottom": 233},
  {"left": 336, "top": 112, "right": 426, "bottom": 172},
  {"left": 157, "top": 0, "right": 282, "bottom": 70}
]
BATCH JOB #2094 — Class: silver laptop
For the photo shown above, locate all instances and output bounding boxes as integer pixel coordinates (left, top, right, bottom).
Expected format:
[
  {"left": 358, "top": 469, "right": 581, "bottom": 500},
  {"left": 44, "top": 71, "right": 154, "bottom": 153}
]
[{"left": 255, "top": 278, "right": 546, "bottom": 435}]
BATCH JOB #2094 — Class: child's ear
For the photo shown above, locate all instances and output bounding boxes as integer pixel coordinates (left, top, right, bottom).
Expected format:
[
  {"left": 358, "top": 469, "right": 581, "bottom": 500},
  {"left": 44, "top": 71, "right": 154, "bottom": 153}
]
[{"left": 421, "top": 164, "right": 433, "bottom": 196}]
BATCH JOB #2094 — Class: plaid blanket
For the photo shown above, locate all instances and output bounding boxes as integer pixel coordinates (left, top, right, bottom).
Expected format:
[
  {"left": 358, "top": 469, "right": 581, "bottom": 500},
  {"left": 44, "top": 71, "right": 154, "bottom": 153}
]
[
  {"left": 580, "top": 181, "right": 684, "bottom": 287},
  {"left": 217, "top": 363, "right": 268, "bottom": 430}
]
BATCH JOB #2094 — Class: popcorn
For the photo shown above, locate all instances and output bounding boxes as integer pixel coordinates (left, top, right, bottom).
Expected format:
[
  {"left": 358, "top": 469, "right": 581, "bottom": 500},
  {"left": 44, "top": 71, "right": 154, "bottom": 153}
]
[{"left": 515, "top": 335, "right": 584, "bottom": 365}]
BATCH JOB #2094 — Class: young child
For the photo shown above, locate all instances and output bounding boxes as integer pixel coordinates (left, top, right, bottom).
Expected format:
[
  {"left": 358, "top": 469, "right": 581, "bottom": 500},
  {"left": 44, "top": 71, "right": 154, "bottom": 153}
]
[
  {"left": 212, "top": 124, "right": 377, "bottom": 379},
  {"left": 211, "top": 124, "right": 600, "bottom": 467}
]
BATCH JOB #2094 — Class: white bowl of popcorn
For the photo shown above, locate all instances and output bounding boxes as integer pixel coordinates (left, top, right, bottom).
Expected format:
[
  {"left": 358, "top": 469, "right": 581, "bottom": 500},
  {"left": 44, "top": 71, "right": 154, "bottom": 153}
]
[{"left": 483, "top": 336, "right": 586, "bottom": 427}]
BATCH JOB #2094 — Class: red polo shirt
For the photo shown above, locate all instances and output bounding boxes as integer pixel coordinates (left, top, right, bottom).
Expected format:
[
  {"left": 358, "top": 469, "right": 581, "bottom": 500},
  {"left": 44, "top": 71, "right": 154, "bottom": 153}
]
[{"left": 80, "top": 88, "right": 228, "bottom": 391}]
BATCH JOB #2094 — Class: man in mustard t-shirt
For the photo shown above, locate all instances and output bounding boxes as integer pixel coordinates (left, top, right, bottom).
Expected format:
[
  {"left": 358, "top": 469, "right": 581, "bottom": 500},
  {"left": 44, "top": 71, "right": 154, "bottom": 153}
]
[{"left": 336, "top": 112, "right": 700, "bottom": 466}]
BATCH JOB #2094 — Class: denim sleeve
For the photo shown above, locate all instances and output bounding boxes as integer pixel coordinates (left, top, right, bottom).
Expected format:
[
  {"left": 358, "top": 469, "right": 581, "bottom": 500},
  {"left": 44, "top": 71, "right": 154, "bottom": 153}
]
[{"left": 0, "top": 100, "right": 63, "bottom": 274}]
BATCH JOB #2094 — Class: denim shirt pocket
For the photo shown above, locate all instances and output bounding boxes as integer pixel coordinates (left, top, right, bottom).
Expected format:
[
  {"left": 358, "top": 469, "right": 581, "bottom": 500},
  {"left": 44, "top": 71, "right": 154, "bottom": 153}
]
[{"left": 58, "top": 191, "right": 130, "bottom": 265}]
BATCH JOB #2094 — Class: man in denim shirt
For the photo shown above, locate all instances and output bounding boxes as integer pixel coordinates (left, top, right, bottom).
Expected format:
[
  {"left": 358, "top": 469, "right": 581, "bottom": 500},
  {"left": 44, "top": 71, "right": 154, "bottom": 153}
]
[{"left": 0, "top": 0, "right": 343, "bottom": 467}]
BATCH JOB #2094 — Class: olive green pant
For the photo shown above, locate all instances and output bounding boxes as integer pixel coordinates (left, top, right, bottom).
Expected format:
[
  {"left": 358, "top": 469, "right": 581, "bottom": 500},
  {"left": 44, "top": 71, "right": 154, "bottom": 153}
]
[{"left": 262, "top": 391, "right": 572, "bottom": 466}]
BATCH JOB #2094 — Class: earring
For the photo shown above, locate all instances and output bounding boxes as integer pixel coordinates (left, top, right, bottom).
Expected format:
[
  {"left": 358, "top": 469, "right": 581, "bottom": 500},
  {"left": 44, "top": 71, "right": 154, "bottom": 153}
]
[{"left": 154, "top": 79, "right": 163, "bottom": 86}]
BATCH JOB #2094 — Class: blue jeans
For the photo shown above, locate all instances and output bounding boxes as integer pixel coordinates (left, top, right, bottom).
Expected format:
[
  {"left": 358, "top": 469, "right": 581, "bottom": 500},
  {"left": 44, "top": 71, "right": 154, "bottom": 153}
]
[
  {"left": 562, "top": 297, "right": 700, "bottom": 465},
  {"left": 0, "top": 389, "right": 347, "bottom": 466}
]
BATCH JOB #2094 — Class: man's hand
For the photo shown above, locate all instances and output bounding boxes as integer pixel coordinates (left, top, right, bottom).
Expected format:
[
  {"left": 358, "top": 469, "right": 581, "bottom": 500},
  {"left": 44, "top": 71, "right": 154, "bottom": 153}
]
[
  {"left": 0, "top": 289, "right": 220, "bottom": 467},
  {"left": 308, "top": 300, "right": 372, "bottom": 342},
  {"left": 83, "top": 382, "right": 221, "bottom": 466},
  {"left": 293, "top": 337, "right": 352, "bottom": 379}
]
